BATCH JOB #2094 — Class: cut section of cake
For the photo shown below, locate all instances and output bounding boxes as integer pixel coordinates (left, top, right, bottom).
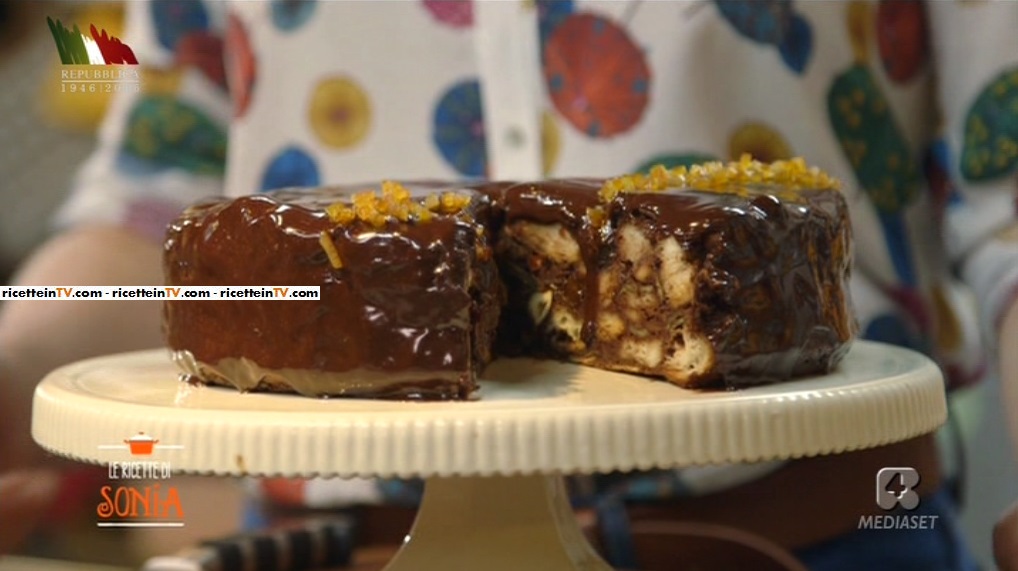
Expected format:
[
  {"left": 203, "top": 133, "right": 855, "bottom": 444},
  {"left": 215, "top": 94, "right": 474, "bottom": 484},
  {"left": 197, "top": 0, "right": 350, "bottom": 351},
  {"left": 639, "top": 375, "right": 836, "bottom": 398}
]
[
  {"left": 490, "top": 158, "right": 856, "bottom": 388},
  {"left": 164, "top": 182, "right": 503, "bottom": 399}
]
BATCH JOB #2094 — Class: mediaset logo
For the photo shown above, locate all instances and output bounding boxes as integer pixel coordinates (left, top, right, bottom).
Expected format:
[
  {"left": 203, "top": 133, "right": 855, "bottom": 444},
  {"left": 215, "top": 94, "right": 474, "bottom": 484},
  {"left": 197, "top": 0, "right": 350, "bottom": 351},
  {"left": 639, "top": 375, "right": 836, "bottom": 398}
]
[
  {"left": 858, "top": 467, "right": 939, "bottom": 530},
  {"left": 95, "top": 432, "right": 186, "bottom": 528},
  {"left": 45, "top": 16, "right": 140, "bottom": 94}
]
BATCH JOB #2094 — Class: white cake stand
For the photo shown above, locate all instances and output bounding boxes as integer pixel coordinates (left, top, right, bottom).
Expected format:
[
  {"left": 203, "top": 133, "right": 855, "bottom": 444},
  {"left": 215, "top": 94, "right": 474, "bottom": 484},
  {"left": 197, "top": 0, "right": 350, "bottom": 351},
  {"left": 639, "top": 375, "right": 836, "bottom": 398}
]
[{"left": 33, "top": 341, "right": 945, "bottom": 571}]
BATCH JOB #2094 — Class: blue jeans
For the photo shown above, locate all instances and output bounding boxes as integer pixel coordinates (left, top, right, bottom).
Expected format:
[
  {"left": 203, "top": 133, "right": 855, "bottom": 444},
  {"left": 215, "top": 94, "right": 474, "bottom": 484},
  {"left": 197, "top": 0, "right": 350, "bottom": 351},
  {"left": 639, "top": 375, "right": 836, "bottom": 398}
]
[{"left": 793, "top": 487, "right": 979, "bottom": 571}]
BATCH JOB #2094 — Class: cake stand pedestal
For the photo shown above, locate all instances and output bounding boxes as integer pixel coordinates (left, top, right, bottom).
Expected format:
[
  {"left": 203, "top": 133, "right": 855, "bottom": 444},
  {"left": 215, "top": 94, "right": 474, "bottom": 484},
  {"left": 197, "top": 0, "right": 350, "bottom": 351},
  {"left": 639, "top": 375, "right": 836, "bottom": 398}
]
[
  {"left": 384, "top": 474, "right": 606, "bottom": 570},
  {"left": 33, "top": 341, "right": 946, "bottom": 571}
]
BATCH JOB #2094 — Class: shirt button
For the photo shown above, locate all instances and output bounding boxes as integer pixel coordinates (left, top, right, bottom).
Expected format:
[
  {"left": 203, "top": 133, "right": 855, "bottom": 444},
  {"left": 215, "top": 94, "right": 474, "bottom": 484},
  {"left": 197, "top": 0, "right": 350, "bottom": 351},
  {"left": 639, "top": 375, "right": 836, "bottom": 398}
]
[{"left": 504, "top": 126, "right": 526, "bottom": 149}]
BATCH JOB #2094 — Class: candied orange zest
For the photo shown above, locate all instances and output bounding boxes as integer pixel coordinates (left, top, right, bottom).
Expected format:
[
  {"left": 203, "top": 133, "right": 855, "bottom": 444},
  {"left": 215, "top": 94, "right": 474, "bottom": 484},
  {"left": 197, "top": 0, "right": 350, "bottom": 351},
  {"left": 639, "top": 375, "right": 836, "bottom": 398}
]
[
  {"left": 586, "top": 206, "right": 608, "bottom": 228},
  {"left": 324, "top": 181, "right": 470, "bottom": 227},
  {"left": 318, "top": 231, "right": 343, "bottom": 269},
  {"left": 438, "top": 192, "right": 471, "bottom": 214},
  {"left": 600, "top": 155, "right": 841, "bottom": 202}
]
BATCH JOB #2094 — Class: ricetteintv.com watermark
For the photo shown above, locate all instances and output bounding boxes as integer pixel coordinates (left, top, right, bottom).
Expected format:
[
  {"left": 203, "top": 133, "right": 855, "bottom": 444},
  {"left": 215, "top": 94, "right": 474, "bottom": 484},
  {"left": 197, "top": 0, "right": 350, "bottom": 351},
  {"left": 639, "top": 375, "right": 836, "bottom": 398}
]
[
  {"left": 96, "top": 433, "right": 185, "bottom": 528},
  {"left": 0, "top": 286, "right": 320, "bottom": 301},
  {"left": 858, "top": 467, "right": 939, "bottom": 530}
]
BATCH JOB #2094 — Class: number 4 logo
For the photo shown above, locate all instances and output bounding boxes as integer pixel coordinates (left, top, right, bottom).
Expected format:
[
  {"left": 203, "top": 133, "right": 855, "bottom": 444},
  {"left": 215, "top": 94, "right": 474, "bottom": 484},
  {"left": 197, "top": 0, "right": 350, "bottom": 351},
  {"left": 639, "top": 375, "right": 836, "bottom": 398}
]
[{"left": 876, "top": 467, "right": 920, "bottom": 510}]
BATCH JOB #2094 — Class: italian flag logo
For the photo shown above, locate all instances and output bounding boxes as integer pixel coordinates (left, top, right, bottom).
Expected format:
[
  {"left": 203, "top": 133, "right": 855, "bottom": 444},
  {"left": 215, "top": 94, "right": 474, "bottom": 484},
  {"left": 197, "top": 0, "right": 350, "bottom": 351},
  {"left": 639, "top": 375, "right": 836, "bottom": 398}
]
[{"left": 46, "top": 16, "right": 138, "bottom": 65}]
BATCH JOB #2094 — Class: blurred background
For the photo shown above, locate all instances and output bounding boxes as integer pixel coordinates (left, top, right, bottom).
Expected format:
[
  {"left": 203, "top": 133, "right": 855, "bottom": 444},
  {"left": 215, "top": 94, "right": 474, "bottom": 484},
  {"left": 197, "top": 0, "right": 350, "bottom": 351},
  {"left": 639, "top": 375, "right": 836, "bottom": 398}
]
[
  {"left": 0, "top": 0, "right": 101, "bottom": 283},
  {"left": 0, "top": 2, "right": 241, "bottom": 569},
  {"left": 0, "top": 1, "right": 1015, "bottom": 569}
]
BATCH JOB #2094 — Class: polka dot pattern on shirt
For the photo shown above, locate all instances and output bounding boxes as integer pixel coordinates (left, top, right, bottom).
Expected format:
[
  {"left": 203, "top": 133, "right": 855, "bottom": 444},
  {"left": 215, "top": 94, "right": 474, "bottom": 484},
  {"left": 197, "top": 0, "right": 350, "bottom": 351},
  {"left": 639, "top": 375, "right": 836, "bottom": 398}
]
[
  {"left": 271, "top": 0, "right": 318, "bottom": 32},
  {"left": 960, "top": 67, "right": 1018, "bottom": 182},
  {"left": 713, "top": 0, "right": 813, "bottom": 75},
  {"left": 543, "top": 13, "right": 650, "bottom": 138},
  {"left": 122, "top": 95, "right": 227, "bottom": 176},
  {"left": 307, "top": 76, "right": 373, "bottom": 150},
  {"left": 150, "top": 0, "right": 210, "bottom": 51},
  {"left": 260, "top": 145, "right": 321, "bottom": 192},
  {"left": 432, "top": 79, "right": 488, "bottom": 177},
  {"left": 422, "top": 0, "right": 473, "bottom": 28},
  {"left": 875, "top": 0, "right": 929, "bottom": 84},
  {"left": 728, "top": 122, "right": 793, "bottom": 162},
  {"left": 226, "top": 13, "right": 257, "bottom": 119}
]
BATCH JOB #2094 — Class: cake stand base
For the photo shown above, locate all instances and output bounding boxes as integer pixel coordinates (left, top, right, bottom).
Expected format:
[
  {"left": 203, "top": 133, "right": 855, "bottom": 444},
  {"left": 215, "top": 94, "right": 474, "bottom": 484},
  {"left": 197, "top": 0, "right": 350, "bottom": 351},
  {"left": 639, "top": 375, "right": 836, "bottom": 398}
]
[{"left": 385, "top": 474, "right": 610, "bottom": 571}]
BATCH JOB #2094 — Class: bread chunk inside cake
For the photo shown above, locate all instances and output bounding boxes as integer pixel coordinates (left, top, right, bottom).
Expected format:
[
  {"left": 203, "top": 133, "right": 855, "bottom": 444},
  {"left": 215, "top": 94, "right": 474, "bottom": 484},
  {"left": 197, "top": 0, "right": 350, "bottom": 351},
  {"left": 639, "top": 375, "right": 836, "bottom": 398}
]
[{"left": 163, "top": 158, "right": 857, "bottom": 398}]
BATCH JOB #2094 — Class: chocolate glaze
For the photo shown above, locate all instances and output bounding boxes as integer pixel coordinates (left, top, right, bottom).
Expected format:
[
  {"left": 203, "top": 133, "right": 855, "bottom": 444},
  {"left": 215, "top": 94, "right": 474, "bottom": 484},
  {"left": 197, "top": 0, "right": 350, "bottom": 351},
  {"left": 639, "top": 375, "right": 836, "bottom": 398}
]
[
  {"left": 163, "top": 183, "right": 502, "bottom": 399},
  {"left": 164, "top": 179, "right": 855, "bottom": 398}
]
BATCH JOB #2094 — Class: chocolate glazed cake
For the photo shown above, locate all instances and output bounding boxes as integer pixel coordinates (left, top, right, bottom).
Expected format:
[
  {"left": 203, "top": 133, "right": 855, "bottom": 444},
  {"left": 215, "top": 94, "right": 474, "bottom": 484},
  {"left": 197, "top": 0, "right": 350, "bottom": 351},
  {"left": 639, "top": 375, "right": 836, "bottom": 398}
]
[
  {"left": 164, "top": 182, "right": 503, "bottom": 399},
  {"left": 164, "top": 158, "right": 856, "bottom": 398}
]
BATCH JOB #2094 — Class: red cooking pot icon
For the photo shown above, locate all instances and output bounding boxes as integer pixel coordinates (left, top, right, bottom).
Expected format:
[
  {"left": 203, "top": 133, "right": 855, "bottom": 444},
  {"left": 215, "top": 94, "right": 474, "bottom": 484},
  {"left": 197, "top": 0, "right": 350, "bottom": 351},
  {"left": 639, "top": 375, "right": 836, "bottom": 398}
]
[{"left": 125, "top": 433, "right": 158, "bottom": 455}]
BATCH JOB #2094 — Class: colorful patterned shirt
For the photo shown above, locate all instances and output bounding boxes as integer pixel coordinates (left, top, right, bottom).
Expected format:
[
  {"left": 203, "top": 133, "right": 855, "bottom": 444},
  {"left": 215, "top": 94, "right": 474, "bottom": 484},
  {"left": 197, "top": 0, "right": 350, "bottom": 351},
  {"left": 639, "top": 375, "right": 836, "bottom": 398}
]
[{"left": 56, "top": 0, "right": 1018, "bottom": 511}]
